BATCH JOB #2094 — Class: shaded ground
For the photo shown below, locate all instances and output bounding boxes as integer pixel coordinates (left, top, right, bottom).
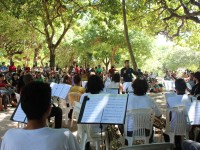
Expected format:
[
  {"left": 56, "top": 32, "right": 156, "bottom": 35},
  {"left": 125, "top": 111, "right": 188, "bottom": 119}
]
[{"left": 0, "top": 93, "right": 166, "bottom": 147}]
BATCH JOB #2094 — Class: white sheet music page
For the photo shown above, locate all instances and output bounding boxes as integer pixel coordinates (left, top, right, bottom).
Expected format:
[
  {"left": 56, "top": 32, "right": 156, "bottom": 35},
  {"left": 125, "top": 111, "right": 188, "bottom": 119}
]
[
  {"left": 50, "top": 82, "right": 58, "bottom": 96},
  {"left": 59, "top": 84, "right": 71, "bottom": 99},
  {"left": 188, "top": 100, "right": 200, "bottom": 125},
  {"left": 101, "top": 94, "right": 127, "bottom": 124},
  {"left": 54, "top": 84, "right": 64, "bottom": 97},
  {"left": 81, "top": 94, "right": 128, "bottom": 124},
  {"left": 106, "top": 88, "right": 118, "bottom": 94},
  {"left": 13, "top": 103, "right": 27, "bottom": 123}
]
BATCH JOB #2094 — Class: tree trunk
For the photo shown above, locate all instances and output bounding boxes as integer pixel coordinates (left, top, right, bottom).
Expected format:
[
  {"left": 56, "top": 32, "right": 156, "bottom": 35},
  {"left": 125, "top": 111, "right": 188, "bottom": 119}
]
[
  {"left": 33, "top": 44, "right": 41, "bottom": 67},
  {"left": 111, "top": 47, "right": 117, "bottom": 66},
  {"left": 50, "top": 51, "right": 55, "bottom": 69},
  {"left": 122, "top": 0, "right": 138, "bottom": 71},
  {"left": 9, "top": 56, "right": 13, "bottom": 66}
]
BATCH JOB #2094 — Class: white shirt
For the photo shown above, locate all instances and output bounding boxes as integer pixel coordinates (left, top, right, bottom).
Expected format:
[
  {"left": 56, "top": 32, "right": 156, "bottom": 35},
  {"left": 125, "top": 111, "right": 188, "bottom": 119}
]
[
  {"left": 1, "top": 127, "right": 80, "bottom": 150},
  {"left": 126, "top": 94, "right": 162, "bottom": 131},
  {"left": 166, "top": 94, "right": 192, "bottom": 128}
]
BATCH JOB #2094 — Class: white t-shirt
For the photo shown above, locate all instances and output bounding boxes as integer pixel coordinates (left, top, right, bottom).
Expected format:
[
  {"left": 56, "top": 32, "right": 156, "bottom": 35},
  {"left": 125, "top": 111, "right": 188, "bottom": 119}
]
[
  {"left": 166, "top": 94, "right": 192, "bottom": 128},
  {"left": 126, "top": 94, "right": 162, "bottom": 131},
  {"left": 1, "top": 127, "right": 80, "bottom": 150}
]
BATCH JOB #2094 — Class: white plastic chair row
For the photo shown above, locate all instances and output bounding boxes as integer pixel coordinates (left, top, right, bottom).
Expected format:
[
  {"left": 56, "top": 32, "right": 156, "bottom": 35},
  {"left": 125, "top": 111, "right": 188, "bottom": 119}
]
[
  {"left": 124, "top": 108, "right": 154, "bottom": 146},
  {"left": 118, "top": 143, "right": 174, "bottom": 150},
  {"left": 73, "top": 102, "right": 109, "bottom": 150}
]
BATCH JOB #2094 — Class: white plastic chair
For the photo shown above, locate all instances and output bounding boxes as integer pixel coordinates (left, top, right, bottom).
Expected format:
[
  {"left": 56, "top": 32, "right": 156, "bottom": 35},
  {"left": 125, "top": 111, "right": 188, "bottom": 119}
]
[
  {"left": 124, "top": 108, "right": 154, "bottom": 146},
  {"left": 79, "top": 124, "right": 109, "bottom": 150},
  {"left": 67, "top": 92, "right": 82, "bottom": 127},
  {"left": 118, "top": 143, "right": 174, "bottom": 150},
  {"left": 165, "top": 106, "right": 189, "bottom": 144},
  {"left": 71, "top": 101, "right": 81, "bottom": 127}
]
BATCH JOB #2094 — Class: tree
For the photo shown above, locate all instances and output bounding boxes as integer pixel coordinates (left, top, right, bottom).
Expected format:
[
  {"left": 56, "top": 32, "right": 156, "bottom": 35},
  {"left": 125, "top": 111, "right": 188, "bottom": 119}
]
[
  {"left": 0, "top": 12, "right": 32, "bottom": 65},
  {"left": 0, "top": 0, "right": 108, "bottom": 68},
  {"left": 122, "top": 0, "right": 138, "bottom": 71}
]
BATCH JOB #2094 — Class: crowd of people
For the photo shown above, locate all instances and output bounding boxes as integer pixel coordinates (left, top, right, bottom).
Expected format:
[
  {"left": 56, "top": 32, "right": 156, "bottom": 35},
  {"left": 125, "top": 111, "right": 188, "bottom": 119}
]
[{"left": 0, "top": 60, "right": 200, "bottom": 150}]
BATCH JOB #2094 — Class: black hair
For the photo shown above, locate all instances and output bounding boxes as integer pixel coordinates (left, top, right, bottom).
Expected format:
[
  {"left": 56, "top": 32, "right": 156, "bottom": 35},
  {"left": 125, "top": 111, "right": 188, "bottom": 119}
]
[
  {"left": 132, "top": 78, "right": 148, "bottom": 96},
  {"left": 112, "top": 73, "right": 120, "bottom": 83},
  {"left": 86, "top": 75, "right": 104, "bottom": 94},
  {"left": 0, "top": 74, "right": 4, "bottom": 78},
  {"left": 125, "top": 60, "right": 129, "bottom": 63},
  {"left": 194, "top": 72, "right": 200, "bottom": 81},
  {"left": 21, "top": 82, "right": 51, "bottom": 120},
  {"left": 175, "top": 78, "right": 187, "bottom": 92},
  {"left": 74, "top": 74, "right": 81, "bottom": 85}
]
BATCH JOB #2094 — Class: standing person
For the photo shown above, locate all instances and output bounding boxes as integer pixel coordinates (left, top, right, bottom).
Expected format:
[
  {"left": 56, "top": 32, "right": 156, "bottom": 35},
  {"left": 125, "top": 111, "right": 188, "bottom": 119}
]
[
  {"left": 109, "top": 66, "right": 116, "bottom": 80},
  {"left": 74, "top": 65, "right": 79, "bottom": 74},
  {"left": 120, "top": 60, "right": 136, "bottom": 82},
  {"left": 121, "top": 60, "right": 136, "bottom": 92},
  {"left": 9, "top": 62, "right": 16, "bottom": 73},
  {"left": 43, "top": 63, "right": 51, "bottom": 76},
  {"left": 96, "top": 65, "right": 103, "bottom": 76},
  {"left": 0, "top": 62, "right": 8, "bottom": 75},
  {"left": 0, "top": 82, "right": 80, "bottom": 150}
]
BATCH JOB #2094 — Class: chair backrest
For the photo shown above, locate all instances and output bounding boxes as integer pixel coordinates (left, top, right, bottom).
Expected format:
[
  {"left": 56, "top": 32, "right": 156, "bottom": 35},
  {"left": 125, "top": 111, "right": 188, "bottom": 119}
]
[
  {"left": 15, "top": 93, "right": 20, "bottom": 102},
  {"left": 125, "top": 108, "right": 154, "bottom": 139},
  {"left": 67, "top": 92, "right": 82, "bottom": 107},
  {"left": 166, "top": 106, "right": 187, "bottom": 135},
  {"left": 118, "top": 143, "right": 174, "bottom": 150}
]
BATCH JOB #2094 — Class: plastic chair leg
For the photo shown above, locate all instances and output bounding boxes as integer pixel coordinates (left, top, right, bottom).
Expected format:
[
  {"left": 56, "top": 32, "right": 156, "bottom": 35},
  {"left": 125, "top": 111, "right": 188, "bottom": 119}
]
[
  {"left": 95, "top": 141, "right": 100, "bottom": 150},
  {"left": 80, "top": 133, "right": 87, "bottom": 150}
]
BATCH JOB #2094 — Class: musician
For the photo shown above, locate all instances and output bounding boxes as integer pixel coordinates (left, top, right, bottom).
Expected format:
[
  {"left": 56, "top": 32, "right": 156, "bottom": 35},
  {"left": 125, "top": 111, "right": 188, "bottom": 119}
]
[
  {"left": 120, "top": 60, "right": 137, "bottom": 83},
  {"left": 126, "top": 78, "right": 162, "bottom": 143},
  {"left": 164, "top": 78, "right": 191, "bottom": 149},
  {"left": 1, "top": 82, "right": 80, "bottom": 150}
]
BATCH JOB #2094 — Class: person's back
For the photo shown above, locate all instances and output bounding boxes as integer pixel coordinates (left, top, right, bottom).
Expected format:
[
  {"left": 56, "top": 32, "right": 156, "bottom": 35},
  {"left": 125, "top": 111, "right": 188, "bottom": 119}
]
[
  {"left": 126, "top": 78, "right": 161, "bottom": 132},
  {"left": 1, "top": 82, "right": 80, "bottom": 150},
  {"left": 1, "top": 128, "right": 78, "bottom": 150}
]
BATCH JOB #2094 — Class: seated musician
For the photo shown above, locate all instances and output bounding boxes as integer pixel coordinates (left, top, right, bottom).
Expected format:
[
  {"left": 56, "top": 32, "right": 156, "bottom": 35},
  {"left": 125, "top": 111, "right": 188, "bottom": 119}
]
[
  {"left": 164, "top": 78, "right": 191, "bottom": 149},
  {"left": 69, "top": 74, "right": 85, "bottom": 94},
  {"left": 126, "top": 78, "right": 162, "bottom": 143},
  {"left": 1, "top": 82, "right": 80, "bottom": 150},
  {"left": 23, "top": 74, "right": 62, "bottom": 129},
  {"left": 107, "top": 73, "right": 123, "bottom": 94}
]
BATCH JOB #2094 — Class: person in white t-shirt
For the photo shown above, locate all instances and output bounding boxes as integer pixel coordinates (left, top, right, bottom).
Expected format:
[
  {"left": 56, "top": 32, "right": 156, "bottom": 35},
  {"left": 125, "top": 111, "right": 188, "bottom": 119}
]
[
  {"left": 126, "top": 78, "right": 162, "bottom": 143},
  {"left": 1, "top": 82, "right": 80, "bottom": 150},
  {"left": 164, "top": 78, "right": 191, "bottom": 149}
]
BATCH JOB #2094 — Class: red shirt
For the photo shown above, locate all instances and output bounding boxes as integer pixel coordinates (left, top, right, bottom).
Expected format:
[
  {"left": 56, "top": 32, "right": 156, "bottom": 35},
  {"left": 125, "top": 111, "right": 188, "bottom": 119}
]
[{"left": 9, "top": 65, "right": 16, "bottom": 72}]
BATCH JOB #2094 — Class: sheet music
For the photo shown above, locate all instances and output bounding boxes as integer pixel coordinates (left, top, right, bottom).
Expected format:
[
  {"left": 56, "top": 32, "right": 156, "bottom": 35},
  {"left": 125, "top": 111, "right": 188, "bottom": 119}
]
[
  {"left": 50, "top": 82, "right": 58, "bottom": 96},
  {"left": 80, "top": 94, "right": 128, "bottom": 124},
  {"left": 12, "top": 103, "right": 27, "bottom": 123},
  {"left": 188, "top": 100, "right": 200, "bottom": 125},
  {"left": 53, "top": 84, "right": 64, "bottom": 97},
  {"left": 166, "top": 94, "right": 192, "bottom": 112},
  {"left": 106, "top": 88, "right": 118, "bottom": 94},
  {"left": 59, "top": 84, "right": 71, "bottom": 99}
]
